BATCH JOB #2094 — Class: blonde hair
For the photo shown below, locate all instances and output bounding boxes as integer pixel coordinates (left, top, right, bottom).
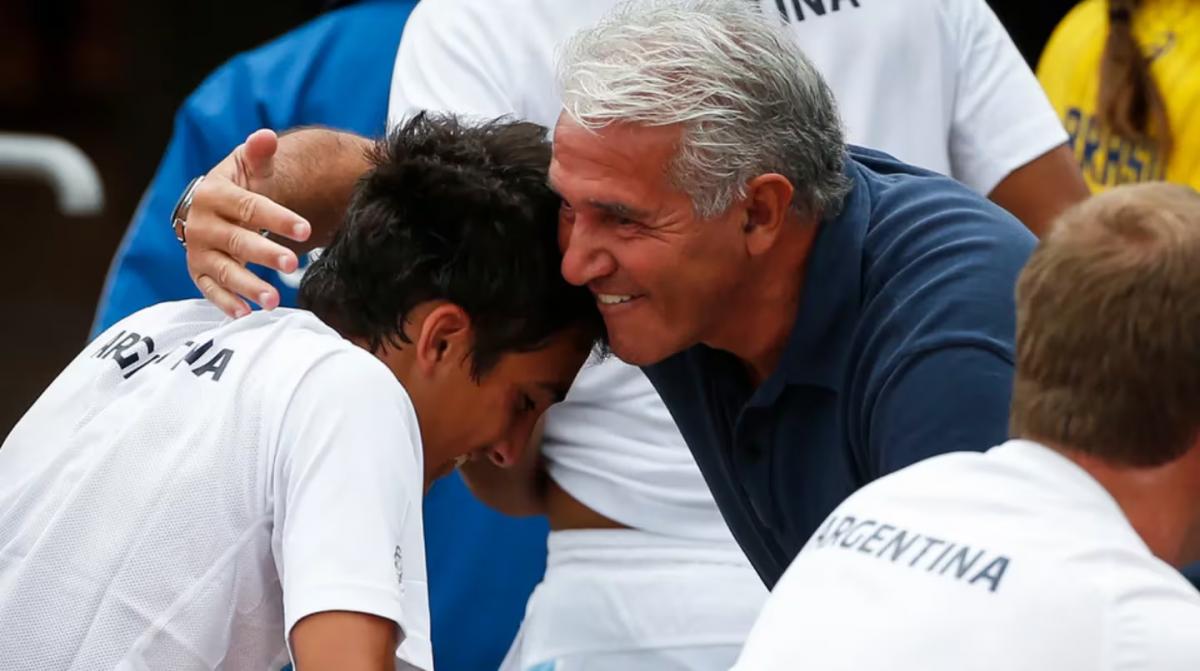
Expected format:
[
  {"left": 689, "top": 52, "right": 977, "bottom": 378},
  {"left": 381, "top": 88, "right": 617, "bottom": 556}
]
[{"left": 1011, "top": 183, "right": 1200, "bottom": 465}]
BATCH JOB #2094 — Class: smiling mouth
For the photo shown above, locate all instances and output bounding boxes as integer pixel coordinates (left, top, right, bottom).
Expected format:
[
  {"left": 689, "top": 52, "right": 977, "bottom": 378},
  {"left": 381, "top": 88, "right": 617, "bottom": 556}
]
[{"left": 595, "top": 293, "right": 640, "bottom": 305}]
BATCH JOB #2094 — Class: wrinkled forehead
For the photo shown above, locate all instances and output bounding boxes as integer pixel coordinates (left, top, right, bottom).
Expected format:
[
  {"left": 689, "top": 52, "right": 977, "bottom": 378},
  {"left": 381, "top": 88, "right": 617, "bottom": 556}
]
[{"left": 549, "top": 115, "right": 683, "bottom": 203}]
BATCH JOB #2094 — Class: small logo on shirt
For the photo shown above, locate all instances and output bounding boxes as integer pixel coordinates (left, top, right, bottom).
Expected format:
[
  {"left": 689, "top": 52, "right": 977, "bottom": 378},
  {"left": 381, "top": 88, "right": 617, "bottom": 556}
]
[{"left": 393, "top": 545, "right": 404, "bottom": 585}]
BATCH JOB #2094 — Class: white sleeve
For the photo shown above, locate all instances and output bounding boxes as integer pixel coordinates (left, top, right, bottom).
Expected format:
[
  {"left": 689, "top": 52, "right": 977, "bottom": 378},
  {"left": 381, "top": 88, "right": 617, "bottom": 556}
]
[
  {"left": 387, "top": 0, "right": 522, "bottom": 129},
  {"left": 944, "top": 0, "right": 1068, "bottom": 195},
  {"left": 270, "top": 350, "right": 428, "bottom": 666}
]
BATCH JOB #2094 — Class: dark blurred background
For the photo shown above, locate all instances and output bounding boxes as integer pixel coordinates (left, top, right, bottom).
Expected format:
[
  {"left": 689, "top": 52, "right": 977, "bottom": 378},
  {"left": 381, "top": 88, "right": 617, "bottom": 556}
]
[{"left": 0, "top": 0, "right": 1076, "bottom": 434}]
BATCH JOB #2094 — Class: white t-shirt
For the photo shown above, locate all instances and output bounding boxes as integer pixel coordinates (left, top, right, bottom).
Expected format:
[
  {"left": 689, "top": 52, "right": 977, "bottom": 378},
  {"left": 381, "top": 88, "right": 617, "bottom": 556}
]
[
  {"left": 733, "top": 440, "right": 1200, "bottom": 671},
  {"left": 0, "top": 301, "right": 432, "bottom": 671},
  {"left": 388, "top": 0, "right": 1066, "bottom": 195},
  {"left": 539, "top": 354, "right": 736, "bottom": 541},
  {"left": 386, "top": 0, "right": 1067, "bottom": 542}
]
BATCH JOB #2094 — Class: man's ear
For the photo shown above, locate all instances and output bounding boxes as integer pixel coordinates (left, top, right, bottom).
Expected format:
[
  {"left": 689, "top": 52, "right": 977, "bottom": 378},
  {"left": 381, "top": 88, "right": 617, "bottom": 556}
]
[
  {"left": 741, "top": 173, "right": 795, "bottom": 257},
  {"left": 413, "top": 303, "right": 473, "bottom": 377}
]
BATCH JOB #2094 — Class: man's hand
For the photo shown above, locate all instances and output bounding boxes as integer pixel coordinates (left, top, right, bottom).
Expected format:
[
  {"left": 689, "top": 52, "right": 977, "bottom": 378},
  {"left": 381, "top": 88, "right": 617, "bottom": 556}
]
[{"left": 185, "top": 129, "right": 313, "bottom": 318}]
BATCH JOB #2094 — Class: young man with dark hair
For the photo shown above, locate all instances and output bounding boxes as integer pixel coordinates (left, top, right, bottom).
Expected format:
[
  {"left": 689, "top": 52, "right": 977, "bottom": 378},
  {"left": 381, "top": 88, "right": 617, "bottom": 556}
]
[
  {"left": 0, "top": 114, "right": 601, "bottom": 671},
  {"left": 733, "top": 182, "right": 1200, "bottom": 670}
]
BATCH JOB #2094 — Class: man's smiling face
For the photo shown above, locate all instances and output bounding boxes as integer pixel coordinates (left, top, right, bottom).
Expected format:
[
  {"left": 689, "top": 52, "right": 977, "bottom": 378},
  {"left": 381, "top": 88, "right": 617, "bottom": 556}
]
[{"left": 550, "top": 114, "right": 752, "bottom": 366}]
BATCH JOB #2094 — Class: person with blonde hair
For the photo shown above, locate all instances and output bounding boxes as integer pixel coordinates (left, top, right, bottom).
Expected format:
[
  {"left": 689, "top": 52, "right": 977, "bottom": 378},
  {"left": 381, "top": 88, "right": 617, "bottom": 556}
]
[{"left": 735, "top": 182, "right": 1200, "bottom": 670}]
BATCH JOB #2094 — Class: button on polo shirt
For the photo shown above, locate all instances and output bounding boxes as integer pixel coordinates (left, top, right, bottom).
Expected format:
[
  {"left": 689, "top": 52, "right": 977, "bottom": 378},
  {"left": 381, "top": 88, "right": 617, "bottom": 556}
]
[{"left": 643, "top": 146, "right": 1037, "bottom": 587}]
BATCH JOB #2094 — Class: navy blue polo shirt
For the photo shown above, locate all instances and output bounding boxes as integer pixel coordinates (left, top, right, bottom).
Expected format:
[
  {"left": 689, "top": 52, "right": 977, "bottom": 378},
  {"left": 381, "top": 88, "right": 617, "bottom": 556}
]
[{"left": 643, "top": 146, "right": 1037, "bottom": 587}]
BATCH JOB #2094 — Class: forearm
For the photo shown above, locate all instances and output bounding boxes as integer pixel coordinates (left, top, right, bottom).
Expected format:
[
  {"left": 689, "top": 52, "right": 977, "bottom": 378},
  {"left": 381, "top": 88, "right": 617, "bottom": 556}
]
[
  {"left": 269, "top": 128, "right": 373, "bottom": 252},
  {"left": 988, "top": 144, "right": 1089, "bottom": 237},
  {"left": 291, "top": 611, "right": 397, "bottom": 671}
]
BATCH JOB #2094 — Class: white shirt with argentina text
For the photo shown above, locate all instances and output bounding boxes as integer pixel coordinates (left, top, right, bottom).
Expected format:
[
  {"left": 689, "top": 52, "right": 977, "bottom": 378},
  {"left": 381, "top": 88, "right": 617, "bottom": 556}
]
[
  {"left": 733, "top": 440, "right": 1200, "bottom": 671},
  {"left": 0, "top": 300, "right": 432, "bottom": 671}
]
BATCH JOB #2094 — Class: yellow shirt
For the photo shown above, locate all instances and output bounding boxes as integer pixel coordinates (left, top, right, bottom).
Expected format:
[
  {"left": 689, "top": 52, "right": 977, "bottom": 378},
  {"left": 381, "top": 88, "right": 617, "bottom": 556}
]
[{"left": 1037, "top": 0, "right": 1200, "bottom": 191}]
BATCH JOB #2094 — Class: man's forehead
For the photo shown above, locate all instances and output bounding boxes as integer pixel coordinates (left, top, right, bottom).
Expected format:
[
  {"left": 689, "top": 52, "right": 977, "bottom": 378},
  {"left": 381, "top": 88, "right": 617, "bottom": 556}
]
[
  {"left": 552, "top": 117, "right": 682, "bottom": 169},
  {"left": 548, "top": 142, "right": 673, "bottom": 210}
]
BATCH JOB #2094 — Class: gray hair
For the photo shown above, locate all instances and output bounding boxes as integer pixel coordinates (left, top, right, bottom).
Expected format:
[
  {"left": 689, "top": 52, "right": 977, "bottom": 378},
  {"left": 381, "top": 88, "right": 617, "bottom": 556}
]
[{"left": 557, "top": 0, "right": 850, "bottom": 218}]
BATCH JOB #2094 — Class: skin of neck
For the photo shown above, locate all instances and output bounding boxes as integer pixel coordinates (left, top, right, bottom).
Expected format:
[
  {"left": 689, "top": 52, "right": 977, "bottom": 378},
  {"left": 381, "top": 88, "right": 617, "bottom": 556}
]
[
  {"left": 708, "top": 208, "right": 818, "bottom": 386},
  {"left": 1046, "top": 437, "right": 1200, "bottom": 567}
]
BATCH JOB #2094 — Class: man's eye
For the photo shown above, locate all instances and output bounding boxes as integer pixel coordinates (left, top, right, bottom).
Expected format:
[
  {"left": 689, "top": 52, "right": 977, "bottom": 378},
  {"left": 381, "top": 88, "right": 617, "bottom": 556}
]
[{"left": 516, "top": 393, "right": 536, "bottom": 414}]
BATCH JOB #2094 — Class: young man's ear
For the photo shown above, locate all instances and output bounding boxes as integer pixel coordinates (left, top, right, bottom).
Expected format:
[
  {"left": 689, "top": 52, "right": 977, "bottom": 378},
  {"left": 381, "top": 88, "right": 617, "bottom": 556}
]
[
  {"left": 413, "top": 303, "right": 473, "bottom": 376},
  {"left": 742, "top": 173, "right": 795, "bottom": 257}
]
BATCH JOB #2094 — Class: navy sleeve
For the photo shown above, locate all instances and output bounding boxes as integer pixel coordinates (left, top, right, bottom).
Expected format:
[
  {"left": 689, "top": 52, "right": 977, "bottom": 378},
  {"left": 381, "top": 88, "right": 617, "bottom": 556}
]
[
  {"left": 845, "top": 150, "right": 1037, "bottom": 481},
  {"left": 866, "top": 345, "right": 1015, "bottom": 476}
]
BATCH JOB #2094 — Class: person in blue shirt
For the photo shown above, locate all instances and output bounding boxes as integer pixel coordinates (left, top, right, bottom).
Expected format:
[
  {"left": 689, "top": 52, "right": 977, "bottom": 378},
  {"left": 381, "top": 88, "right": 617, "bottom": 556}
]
[{"left": 91, "top": 3, "right": 548, "bottom": 669}]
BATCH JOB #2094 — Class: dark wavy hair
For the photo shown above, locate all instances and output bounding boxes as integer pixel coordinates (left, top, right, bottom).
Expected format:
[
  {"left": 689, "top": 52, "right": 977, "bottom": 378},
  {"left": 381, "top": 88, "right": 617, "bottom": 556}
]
[{"left": 299, "top": 113, "right": 603, "bottom": 377}]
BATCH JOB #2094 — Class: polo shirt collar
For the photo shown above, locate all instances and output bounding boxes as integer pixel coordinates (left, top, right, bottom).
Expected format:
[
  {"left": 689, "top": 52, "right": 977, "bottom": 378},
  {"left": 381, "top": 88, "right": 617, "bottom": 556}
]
[{"left": 752, "top": 154, "right": 869, "bottom": 404}]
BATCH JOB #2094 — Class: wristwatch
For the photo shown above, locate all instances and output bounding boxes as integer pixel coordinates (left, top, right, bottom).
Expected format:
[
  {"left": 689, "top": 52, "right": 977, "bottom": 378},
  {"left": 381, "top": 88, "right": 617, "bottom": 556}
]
[{"left": 171, "top": 175, "right": 205, "bottom": 248}]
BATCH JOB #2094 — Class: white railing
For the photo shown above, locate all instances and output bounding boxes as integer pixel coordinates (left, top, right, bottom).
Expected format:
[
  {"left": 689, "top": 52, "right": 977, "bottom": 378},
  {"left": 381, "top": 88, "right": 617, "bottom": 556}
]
[{"left": 0, "top": 132, "right": 104, "bottom": 216}]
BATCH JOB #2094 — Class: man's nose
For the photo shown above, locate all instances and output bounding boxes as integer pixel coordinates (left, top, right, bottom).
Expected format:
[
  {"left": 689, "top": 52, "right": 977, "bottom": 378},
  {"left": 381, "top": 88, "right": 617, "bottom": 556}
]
[{"left": 560, "top": 217, "right": 617, "bottom": 287}]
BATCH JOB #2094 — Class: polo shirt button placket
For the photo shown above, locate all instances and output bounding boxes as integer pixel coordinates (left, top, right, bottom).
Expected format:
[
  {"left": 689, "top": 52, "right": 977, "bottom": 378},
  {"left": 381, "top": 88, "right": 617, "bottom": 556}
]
[{"left": 734, "top": 413, "right": 775, "bottom": 530}]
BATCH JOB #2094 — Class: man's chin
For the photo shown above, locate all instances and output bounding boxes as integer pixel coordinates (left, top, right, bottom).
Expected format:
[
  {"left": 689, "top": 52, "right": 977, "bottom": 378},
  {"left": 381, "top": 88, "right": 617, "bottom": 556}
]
[{"left": 605, "top": 331, "right": 678, "bottom": 367}]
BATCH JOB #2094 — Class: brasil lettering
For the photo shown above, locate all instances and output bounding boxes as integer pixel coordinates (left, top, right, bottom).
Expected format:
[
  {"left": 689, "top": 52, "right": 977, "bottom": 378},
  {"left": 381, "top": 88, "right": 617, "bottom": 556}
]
[
  {"left": 1063, "top": 106, "right": 1166, "bottom": 188},
  {"left": 92, "top": 329, "right": 235, "bottom": 383},
  {"left": 810, "top": 512, "right": 1010, "bottom": 593}
]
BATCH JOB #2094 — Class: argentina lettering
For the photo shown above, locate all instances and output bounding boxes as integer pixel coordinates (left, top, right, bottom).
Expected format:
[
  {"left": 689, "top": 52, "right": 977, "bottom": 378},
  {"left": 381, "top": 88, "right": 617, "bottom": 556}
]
[
  {"left": 811, "top": 512, "right": 1010, "bottom": 593},
  {"left": 770, "top": 0, "right": 862, "bottom": 23},
  {"left": 93, "top": 330, "right": 236, "bottom": 383}
]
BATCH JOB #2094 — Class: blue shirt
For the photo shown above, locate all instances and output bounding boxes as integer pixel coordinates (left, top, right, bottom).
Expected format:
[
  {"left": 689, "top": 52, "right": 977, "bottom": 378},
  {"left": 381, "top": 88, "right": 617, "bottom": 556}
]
[
  {"left": 91, "top": 4, "right": 549, "bottom": 669},
  {"left": 644, "top": 147, "right": 1037, "bottom": 588}
]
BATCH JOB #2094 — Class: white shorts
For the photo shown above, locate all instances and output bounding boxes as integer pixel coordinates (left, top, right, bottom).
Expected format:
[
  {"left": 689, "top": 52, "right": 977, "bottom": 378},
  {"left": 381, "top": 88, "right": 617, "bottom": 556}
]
[{"left": 500, "top": 528, "right": 768, "bottom": 671}]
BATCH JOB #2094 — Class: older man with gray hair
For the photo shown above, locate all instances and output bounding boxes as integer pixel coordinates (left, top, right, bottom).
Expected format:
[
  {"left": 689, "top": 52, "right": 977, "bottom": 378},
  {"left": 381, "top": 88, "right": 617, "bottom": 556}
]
[
  {"left": 181, "top": 0, "right": 1036, "bottom": 656},
  {"left": 546, "top": 0, "right": 1034, "bottom": 584}
]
